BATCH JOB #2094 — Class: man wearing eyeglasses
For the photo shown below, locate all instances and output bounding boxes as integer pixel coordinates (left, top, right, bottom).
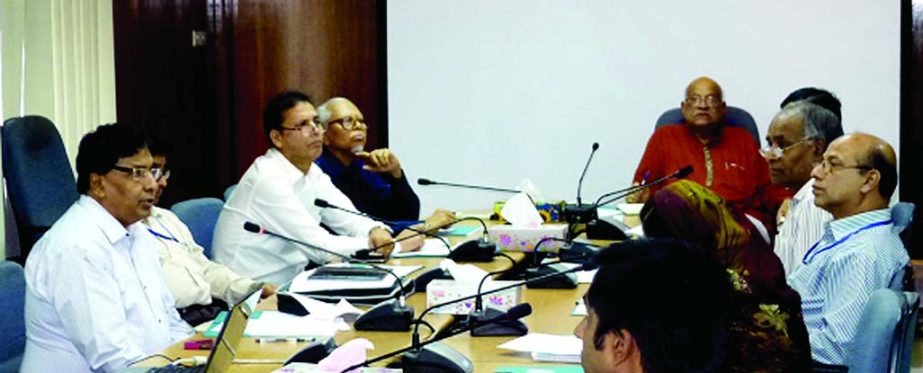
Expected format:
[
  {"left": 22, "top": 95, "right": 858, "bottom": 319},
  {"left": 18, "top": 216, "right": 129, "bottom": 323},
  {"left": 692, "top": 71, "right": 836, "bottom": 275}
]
[
  {"left": 763, "top": 101, "right": 843, "bottom": 275},
  {"left": 314, "top": 97, "right": 420, "bottom": 220},
  {"left": 22, "top": 124, "right": 193, "bottom": 372},
  {"left": 141, "top": 140, "right": 277, "bottom": 326},
  {"left": 212, "top": 91, "right": 396, "bottom": 285},
  {"left": 627, "top": 77, "right": 777, "bottom": 229},
  {"left": 787, "top": 132, "right": 907, "bottom": 368}
]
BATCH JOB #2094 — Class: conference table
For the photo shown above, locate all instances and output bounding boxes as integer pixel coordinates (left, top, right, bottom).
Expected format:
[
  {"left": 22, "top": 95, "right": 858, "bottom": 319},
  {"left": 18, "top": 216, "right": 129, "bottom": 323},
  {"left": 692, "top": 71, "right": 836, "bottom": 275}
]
[{"left": 144, "top": 219, "right": 609, "bottom": 372}]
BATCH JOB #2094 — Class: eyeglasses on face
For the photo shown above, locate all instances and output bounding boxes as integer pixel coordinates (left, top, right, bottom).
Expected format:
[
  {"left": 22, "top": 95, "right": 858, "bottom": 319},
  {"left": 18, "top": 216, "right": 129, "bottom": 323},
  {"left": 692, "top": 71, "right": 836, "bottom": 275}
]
[
  {"left": 817, "top": 158, "right": 873, "bottom": 174},
  {"left": 760, "top": 139, "right": 812, "bottom": 159},
  {"left": 325, "top": 116, "right": 366, "bottom": 131},
  {"left": 684, "top": 95, "right": 722, "bottom": 107},
  {"left": 111, "top": 165, "right": 166, "bottom": 181},
  {"left": 280, "top": 119, "right": 323, "bottom": 134}
]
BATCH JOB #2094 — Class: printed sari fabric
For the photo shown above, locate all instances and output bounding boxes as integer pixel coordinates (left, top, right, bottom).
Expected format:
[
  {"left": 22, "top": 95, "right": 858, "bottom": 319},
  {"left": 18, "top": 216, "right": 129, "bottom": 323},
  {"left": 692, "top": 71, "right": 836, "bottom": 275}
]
[{"left": 642, "top": 180, "right": 811, "bottom": 373}]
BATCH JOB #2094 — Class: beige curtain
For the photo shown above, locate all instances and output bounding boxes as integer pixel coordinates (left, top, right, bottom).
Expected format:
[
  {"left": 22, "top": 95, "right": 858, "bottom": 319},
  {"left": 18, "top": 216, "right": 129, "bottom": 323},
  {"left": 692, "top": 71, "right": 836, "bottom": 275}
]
[{"left": 0, "top": 0, "right": 117, "bottom": 258}]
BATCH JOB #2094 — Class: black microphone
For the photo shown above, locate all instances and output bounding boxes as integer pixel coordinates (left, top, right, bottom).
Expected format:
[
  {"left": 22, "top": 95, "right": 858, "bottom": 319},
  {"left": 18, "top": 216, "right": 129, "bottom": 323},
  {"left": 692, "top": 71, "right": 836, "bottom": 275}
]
[
  {"left": 576, "top": 142, "right": 600, "bottom": 206},
  {"left": 242, "top": 222, "right": 414, "bottom": 332},
  {"left": 417, "top": 178, "right": 519, "bottom": 194},
  {"left": 410, "top": 259, "right": 597, "bottom": 347},
  {"left": 594, "top": 165, "right": 693, "bottom": 207},
  {"left": 313, "top": 198, "right": 452, "bottom": 252},
  {"left": 339, "top": 303, "right": 534, "bottom": 373},
  {"left": 314, "top": 198, "right": 496, "bottom": 262},
  {"left": 343, "top": 259, "right": 596, "bottom": 372},
  {"left": 563, "top": 143, "right": 603, "bottom": 229}
]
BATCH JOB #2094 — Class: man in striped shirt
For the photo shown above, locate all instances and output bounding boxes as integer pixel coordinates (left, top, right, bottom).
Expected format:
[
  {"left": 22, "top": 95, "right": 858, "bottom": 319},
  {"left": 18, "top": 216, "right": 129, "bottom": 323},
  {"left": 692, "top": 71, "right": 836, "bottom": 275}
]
[{"left": 788, "top": 132, "right": 908, "bottom": 367}]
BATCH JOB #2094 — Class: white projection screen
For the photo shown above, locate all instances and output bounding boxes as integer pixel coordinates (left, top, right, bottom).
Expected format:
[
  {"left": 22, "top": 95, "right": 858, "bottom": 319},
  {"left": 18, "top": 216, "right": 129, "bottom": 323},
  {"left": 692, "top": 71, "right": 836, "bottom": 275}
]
[{"left": 387, "top": 0, "right": 900, "bottom": 214}]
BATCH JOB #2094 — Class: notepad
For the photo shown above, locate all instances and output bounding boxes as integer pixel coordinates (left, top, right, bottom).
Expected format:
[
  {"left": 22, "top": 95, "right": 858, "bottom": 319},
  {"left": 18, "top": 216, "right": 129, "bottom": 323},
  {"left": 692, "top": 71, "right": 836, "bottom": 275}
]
[{"left": 439, "top": 226, "right": 480, "bottom": 237}]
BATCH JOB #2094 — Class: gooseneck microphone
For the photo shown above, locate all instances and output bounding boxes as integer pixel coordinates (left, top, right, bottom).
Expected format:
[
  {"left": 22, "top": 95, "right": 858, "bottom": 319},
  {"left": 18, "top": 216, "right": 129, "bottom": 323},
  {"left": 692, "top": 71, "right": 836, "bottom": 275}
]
[
  {"left": 593, "top": 165, "right": 693, "bottom": 207},
  {"left": 417, "top": 178, "right": 519, "bottom": 194},
  {"left": 576, "top": 142, "right": 600, "bottom": 206},
  {"left": 343, "top": 260, "right": 597, "bottom": 372},
  {"left": 242, "top": 222, "right": 413, "bottom": 331},
  {"left": 339, "top": 304, "right": 533, "bottom": 373},
  {"left": 313, "top": 198, "right": 452, "bottom": 251}
]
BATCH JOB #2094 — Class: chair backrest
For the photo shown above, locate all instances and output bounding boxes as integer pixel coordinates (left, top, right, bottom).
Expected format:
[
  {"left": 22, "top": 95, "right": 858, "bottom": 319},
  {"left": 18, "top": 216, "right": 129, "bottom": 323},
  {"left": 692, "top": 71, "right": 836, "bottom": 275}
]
[
  {"left": 654, "top": 106, "right": 760, "bottom": 144},
  {"left": 0, "top": 261, "right": 26, "bottom": 372},
  {"left": 1, "top": 116, "right": 79, "bottom": 259},
  {"left": 847, "top": 288, "right": 911, "bottom": 373},
  {"left": 892, "top": 202, "right": 915, "bottom": 251},
  {"left": 223, "top": 184, "right": 237, "bottom": 201},
  {"left": 897, "top": 292, "right": 920, "bottom": 373},
  {"left": 171, "top": 198, "right": 225, "bottom": 259}
]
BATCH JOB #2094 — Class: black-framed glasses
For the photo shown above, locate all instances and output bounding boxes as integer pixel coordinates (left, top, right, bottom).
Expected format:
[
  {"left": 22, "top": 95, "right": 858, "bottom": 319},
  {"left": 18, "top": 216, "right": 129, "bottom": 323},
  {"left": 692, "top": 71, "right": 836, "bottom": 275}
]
[
  {"left": 684, "top": 95, "right": 722, "bottom": 107},
  {"left": 325, "top": 116, "right": 366, "bottom": 131},
  {"left": 817, "top": 159, "right": 873, "bottom": 174},
  {"left": 111, "top": 165, "right": 165, "bottom": 181},
  {"left": 281, "top": 119, "right": 323, "bottom": 134}
]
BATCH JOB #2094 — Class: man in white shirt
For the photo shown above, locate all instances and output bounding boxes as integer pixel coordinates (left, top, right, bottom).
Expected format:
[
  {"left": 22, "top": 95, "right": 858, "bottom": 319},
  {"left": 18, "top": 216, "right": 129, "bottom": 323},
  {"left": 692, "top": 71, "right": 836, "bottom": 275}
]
[
  {"left": 212, "top": 91, "right": 395, "bottom": 285},
  {"left": 22, "top": 124, "right": 193, "bottom": 372},
  {"left": 142, "top": 143, "right": 277, "bottom": 326},
  {"left": 764, "top": 99, "right": 843, "bottom": 274}
]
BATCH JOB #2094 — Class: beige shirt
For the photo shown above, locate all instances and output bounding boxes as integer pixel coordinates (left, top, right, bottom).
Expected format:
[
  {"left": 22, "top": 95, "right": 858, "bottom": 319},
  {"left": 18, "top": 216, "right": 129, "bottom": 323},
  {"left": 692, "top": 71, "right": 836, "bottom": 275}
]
[{"left": 143, "top": 206, "right": 258, "bottom": 308}]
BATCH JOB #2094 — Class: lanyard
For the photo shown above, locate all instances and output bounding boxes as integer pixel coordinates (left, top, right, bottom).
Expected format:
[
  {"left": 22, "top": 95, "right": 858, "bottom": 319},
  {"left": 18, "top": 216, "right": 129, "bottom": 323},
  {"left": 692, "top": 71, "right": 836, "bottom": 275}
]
[
  {"left": 802, "top": 219, "right": 892, "bottom": 264},
  {"left": 147, "top": 218, "right": 179, "bottom": 243}
]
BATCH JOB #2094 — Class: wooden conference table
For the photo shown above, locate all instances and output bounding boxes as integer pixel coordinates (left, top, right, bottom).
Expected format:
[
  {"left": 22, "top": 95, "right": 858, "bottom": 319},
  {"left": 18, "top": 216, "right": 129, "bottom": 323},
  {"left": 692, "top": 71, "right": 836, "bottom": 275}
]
[{"left": 147, "top": 223, "right": 606, "bottom": 372}]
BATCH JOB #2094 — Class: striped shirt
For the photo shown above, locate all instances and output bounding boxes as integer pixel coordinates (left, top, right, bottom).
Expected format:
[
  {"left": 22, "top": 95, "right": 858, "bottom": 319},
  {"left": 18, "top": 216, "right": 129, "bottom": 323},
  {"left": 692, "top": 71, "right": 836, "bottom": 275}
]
[
  {"left": 787, "top": 208, "right": 908, "bottom": 365},
  {"left": 774, "top": 179, "right": 832, "bottom": 275}
]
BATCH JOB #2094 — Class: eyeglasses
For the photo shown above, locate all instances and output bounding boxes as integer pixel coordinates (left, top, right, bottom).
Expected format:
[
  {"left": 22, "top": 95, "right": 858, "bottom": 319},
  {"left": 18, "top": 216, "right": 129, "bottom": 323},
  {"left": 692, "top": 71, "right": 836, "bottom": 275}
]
[
  {"left": 325, "top": 116, "right": 366, "bottom": 131},
  {"left": 760, "top": 139, "right": 812, "bottom": 159},
  {"left": 111, "top": 165, "right": 165, "bottom": 181},
  {"left": 281, "top": 119, "right": 323, "bottom": 134},
  {"left": 684, "top": 95, "right": 722, "bottom": 107},
  {"left": 817, "top": 159, "right": 873, "bottom": 174}
]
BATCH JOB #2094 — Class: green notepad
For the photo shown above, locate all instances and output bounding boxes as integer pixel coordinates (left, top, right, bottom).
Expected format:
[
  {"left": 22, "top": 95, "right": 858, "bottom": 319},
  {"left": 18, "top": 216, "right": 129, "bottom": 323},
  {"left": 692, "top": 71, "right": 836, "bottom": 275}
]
[
  {"left": 439, "top": 226, "right": 479, "bottom": 236},
  {"left": 494, "top": 366, "right": 584, "bottom": 373}
]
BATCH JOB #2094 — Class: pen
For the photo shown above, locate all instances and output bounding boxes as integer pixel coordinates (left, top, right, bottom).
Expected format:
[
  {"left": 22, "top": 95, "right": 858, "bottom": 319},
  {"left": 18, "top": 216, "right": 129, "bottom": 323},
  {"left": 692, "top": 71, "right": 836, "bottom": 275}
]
[
  {"left": 640, "top": 170, "right": 651, "bottom": 186},
  {"left": 254, "top": 337, "right": 315, "bottom": 343}
]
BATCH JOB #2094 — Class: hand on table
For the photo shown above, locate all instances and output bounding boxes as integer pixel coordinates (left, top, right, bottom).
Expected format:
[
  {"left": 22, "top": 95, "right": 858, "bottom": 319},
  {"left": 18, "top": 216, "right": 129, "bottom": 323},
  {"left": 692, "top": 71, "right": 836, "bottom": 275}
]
[{"left": 368, "top": 227, "right": 395, "bottom": 257}]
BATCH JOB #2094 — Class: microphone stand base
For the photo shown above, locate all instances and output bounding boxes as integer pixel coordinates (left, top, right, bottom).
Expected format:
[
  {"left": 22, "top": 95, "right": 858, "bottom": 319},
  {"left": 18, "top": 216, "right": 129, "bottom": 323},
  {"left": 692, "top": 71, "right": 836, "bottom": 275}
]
[
  {"left": 469, "top": 307, "right": 528, "bottom": 336},
  {"left": 448, "top": 240, "right": 496, "bottom": 262},
  {"left": 398, "top": 342, "right": 475, "bottom": 373},
  {"left": 525, "top": 264, "right": 578, "bottom": 289},
  {"left": 354, "top": 299, "right": 415, "bottom": 331},
  {"left": 585, "top": 218, "right": 630, "bottom": 241}
]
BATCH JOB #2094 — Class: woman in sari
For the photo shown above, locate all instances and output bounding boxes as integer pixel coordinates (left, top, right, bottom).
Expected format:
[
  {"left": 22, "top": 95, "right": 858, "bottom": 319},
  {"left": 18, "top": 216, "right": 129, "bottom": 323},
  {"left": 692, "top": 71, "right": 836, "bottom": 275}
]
[{"left": 640, "top": 179, "right": 810, "bottom": 373}]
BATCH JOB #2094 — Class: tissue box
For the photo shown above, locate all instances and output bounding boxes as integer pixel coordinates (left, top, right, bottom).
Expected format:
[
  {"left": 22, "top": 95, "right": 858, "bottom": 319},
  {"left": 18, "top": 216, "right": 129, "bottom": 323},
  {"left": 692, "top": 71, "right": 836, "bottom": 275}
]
[
  {"left": 426, "top": 280, "right": 522, "bottom": 315},
  {"left": 488, "top": 224, "right": 568, "bottom": 252},
  {"left": 493, "top": 201, "right": 567, "bottom": 223}
]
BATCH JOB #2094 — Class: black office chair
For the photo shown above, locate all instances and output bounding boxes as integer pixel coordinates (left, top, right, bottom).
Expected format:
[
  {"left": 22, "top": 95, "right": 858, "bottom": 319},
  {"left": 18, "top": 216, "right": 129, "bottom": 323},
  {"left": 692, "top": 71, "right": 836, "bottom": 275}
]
[
  {"left": 654, "top": 106, "right": 760, "bottom": 144},
  {"left": 2, "top": 116, "right": 78, "bottom": 263}
]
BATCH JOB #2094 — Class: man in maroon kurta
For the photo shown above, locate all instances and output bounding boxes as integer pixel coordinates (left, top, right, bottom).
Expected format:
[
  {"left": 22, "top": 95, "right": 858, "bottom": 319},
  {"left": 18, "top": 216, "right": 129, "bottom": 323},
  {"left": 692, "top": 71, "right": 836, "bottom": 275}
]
[{"left": 629, "top": 77, "right": 789, "bottom": 231}]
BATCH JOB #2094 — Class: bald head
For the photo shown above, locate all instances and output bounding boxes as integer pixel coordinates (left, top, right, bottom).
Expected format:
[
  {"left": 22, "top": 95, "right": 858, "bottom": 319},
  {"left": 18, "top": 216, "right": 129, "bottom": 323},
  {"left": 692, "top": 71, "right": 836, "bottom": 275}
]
[
  {"left": 681, "top": 76, "right": 726, "bottom": 134},
  {"left": 811, "top": 132, "right": 897, "bottom": 219}
]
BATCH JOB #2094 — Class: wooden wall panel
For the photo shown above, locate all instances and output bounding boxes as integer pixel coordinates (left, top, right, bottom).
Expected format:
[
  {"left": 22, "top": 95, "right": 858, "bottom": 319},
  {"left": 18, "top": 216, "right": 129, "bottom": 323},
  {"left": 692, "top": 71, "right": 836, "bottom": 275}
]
[{"left": 218, "top": 0, "right": 385, "bottom": 183}]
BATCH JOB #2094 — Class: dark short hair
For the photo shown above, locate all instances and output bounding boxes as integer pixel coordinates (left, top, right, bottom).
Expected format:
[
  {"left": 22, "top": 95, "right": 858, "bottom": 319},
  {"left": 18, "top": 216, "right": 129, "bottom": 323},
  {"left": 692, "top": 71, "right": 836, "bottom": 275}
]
[
  {"left": 863, "top": 145, "right": 898, "bottom": 199},
  {"left": 76, "top": 124, "right": 148, "bottom": 194},
  {"left": 147, "top": 135, "right": 171, "bottom": 158},
  {"left": 586, "top": 239, "right": 733, "bottom": 373},
  {"left": 262, "top": 91, "right": 312, "bottom": 146},
  {"left": 780, "top": 87, "right": 842, "bottom": 122}
]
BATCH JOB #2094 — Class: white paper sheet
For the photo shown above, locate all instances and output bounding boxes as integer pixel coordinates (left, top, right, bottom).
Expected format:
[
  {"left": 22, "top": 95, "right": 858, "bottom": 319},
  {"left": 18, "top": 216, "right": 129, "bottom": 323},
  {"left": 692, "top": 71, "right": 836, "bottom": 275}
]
[
  {"left": 391, "top": 238, "right": 451, "bottom": 258},
  {"left": 498, "top": 333, "right": 583, "bottom": 356}
]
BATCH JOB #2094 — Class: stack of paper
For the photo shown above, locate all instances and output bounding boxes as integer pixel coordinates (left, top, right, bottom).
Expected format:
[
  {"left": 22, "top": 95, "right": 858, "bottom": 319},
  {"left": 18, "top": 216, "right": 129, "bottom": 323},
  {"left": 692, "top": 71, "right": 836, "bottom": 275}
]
[
  {"left": 498, "top": 333, "right": 582, "bottom": 363},
  {"left": 204, "top": 310, "right": 340, "bottom": 338},
  {"left": 391, "top": 238, "right": 451, "bottom": 258}
]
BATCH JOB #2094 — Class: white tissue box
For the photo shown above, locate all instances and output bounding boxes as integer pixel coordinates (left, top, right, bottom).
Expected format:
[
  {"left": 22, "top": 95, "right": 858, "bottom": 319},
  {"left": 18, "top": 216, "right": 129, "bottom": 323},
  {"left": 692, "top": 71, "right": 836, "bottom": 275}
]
[
  {"left": 426, "top": 280, "right": 522, "bottom": 315},
  {"left": 488, "top": 224, "right": 568, "bottom": 252}
]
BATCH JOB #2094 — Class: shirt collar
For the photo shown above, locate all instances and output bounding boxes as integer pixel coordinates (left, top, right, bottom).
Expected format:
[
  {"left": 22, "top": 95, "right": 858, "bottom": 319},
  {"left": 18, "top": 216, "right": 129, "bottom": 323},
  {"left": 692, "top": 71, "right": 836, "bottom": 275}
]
[
  {"left": 266, "top": 148, "right": 320, "bottom": 182},
  {"left": 78, "top": 195, "right": 141, "bottom": 245},
  {"left": 824, "top": 208, "right": 892, "bottom": 242},
  {"left": 791, "top": 179, "right": 815, "bottom": 204},
  {"left": 317, "top": 150, "right": 362, "bottom": 179}
]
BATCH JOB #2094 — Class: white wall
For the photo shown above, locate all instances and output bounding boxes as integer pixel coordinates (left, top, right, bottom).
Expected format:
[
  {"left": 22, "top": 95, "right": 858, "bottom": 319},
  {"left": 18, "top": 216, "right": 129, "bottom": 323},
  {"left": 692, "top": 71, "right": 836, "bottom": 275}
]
[{"left": 388, "top": 0, "right": 900, "bottom": 214}]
